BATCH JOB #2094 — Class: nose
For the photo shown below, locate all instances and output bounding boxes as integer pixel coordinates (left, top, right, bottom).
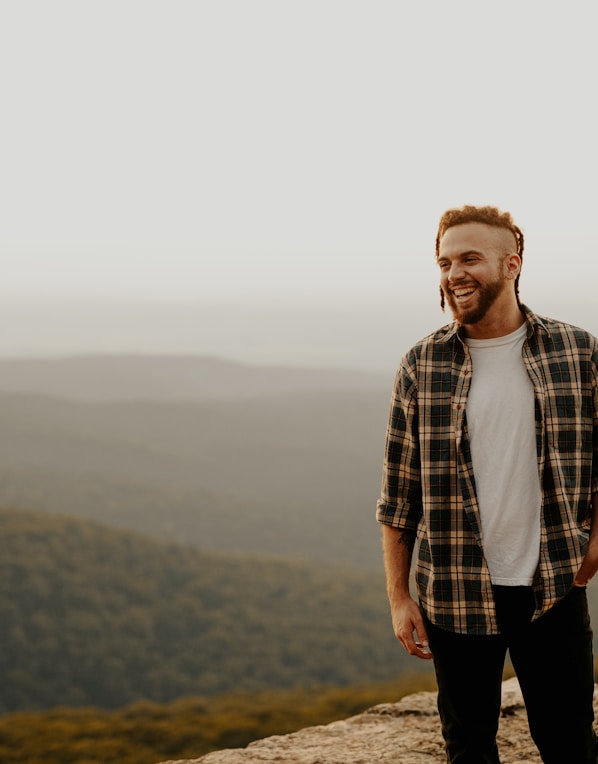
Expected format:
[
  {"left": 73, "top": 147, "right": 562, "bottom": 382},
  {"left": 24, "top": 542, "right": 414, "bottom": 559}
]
[{"left": 447, "top": 261, "right": 465, "bottom": 282}]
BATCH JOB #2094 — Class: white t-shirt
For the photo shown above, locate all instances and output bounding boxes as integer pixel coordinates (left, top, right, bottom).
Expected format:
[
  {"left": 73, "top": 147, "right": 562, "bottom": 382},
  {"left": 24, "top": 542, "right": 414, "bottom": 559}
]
[{"left": 465, "top": 323, "right": 541, "bottom": 586}]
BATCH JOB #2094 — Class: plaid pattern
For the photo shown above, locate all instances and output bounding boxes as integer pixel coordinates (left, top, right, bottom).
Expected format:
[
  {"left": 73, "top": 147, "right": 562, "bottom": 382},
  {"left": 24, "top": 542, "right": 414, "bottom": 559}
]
[{"left": 377, "top": 305, "right": 598, "bottom": 634}]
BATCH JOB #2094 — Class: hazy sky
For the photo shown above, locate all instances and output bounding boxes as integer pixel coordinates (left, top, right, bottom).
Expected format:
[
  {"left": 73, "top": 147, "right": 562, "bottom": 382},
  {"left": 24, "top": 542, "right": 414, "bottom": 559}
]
[
  {"left": 1, "top": 1, "right": 596, "bottom": 365},
  {"left": 2, "top": 0, "right": 596, "bottom": 300}
]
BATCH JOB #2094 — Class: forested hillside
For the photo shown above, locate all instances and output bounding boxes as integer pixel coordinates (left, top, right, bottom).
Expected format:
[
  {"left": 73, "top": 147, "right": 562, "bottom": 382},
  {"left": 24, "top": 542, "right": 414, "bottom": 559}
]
[{"left": 0, "top": 507, "right": 421, "bottom": 713}]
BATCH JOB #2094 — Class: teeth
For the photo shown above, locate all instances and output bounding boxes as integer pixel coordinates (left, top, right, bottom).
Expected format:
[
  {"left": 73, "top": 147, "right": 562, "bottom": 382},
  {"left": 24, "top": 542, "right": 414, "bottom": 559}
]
[{"left": 453, "top": 287, "right": 476, "bottom": 297}]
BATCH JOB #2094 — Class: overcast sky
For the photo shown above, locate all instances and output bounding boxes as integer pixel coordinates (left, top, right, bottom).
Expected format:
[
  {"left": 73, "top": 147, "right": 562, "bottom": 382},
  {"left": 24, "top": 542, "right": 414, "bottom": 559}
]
[{"left": 1, "top": 1, "right": 596, "bottom": 361}]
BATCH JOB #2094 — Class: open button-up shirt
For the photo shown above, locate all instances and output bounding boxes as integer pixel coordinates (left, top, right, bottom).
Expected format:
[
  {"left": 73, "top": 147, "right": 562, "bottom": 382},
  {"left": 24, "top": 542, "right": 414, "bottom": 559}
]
[{"left": 376, "top": 305, "right": 598, "bottom": 634}]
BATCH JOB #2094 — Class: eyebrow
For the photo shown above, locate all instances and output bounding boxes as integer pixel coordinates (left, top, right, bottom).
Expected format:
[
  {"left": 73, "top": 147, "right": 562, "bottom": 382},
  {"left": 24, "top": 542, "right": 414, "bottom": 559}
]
[{"left": 437, "top": 249, "right": 484, "bottom": 262}]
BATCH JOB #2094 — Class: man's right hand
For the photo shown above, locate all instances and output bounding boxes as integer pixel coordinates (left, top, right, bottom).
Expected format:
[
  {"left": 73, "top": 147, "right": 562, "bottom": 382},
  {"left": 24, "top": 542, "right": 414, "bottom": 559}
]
[
  {"left": 390, "top": 595, "right": 433, "bottom": 660},
  {"left": 381, "top": 524, "right": 433, "bottom": 660}
]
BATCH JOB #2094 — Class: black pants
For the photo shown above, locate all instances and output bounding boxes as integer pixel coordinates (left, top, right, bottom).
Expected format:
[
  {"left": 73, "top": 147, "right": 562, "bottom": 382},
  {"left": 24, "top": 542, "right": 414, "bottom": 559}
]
[{"left": 424, "top": 586, "right": 597, "bottom": 764}]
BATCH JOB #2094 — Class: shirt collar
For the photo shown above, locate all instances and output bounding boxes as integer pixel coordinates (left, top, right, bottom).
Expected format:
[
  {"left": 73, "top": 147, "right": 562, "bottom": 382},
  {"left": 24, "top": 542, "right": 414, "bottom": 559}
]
[{"left": 435, "top": 304, "right": 549, "bottom": 345}]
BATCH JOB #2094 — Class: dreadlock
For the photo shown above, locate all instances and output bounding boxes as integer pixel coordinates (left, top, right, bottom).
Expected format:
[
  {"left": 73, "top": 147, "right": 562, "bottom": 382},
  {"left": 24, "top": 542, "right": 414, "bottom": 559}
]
[{"left": 435, "top": 205, "right": 524, "bottom": 311}]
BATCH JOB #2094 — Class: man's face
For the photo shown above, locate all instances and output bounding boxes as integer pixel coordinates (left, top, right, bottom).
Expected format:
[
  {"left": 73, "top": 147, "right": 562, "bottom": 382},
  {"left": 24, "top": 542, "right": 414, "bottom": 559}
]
[{"left": 437, "top": 222, "right": 518, "bottom": 327}]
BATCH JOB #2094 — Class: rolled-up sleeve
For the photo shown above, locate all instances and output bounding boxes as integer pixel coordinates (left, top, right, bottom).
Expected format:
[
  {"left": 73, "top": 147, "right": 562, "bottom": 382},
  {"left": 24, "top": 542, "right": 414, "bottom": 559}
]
[{"left": 376, "top": 358, "right": 423, "bottom": 531}]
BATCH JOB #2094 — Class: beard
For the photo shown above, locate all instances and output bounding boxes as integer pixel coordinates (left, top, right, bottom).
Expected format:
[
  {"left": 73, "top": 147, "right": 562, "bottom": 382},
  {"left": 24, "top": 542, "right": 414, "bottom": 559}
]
[{"left": 444, "top": 276, "right": 506, "bottom": 326}]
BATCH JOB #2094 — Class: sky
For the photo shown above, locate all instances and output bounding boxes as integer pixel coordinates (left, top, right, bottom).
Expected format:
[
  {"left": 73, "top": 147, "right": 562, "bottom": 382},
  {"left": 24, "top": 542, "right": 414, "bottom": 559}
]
[{"left": 1, "top": 0, "right": 596, "bottom": 363}]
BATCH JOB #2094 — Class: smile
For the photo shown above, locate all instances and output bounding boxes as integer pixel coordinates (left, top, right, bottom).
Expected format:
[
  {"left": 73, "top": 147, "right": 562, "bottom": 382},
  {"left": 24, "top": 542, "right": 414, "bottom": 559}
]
[{"left": 451, "top": 286, "right": 477, "bottom": 301}]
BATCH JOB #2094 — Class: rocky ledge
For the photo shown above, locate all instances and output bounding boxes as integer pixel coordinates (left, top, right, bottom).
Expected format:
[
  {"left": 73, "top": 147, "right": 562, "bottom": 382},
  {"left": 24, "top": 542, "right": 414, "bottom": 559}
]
[{"left": 158, "top": 678, "right": 595, "bottom": 764}]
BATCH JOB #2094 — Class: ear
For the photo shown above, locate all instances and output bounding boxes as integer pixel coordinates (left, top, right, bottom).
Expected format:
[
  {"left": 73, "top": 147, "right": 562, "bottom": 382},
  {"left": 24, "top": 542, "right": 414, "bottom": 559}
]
[{"left": 504, "top": 253, "right": 521, "bottom": 280}]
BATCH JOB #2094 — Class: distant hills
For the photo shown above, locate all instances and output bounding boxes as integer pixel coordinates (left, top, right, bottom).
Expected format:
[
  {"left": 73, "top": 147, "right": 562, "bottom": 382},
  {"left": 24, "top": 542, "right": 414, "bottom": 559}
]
[
  {"left": 0, "top": 507, "right": 420, "bottom": 712},
  {"left": 0, "top": 355, "right": 393, "bottom": 568},
  {"left": 0, "top": 354, "right": 410, "bottom": 714},
  {"left": 0, "top": 354, "right": 390, "bottom": 401}
]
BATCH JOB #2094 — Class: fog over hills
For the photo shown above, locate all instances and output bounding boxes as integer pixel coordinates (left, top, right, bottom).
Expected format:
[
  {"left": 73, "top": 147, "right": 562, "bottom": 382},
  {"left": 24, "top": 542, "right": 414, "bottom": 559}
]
[
  {"left": 2, "top": 293, "right": 595, "bottom": 371},
  {"left": 0, "top": 356, "right": 392, "bottom": 568},
  {"left": 0, "top": 355, "right": 390, "bottom": 401},
  {"left": 2, "top": 292, "right": 596, "bottom": 569},
  {"left": 0, "top": 293, "right": 445, "bottom": 372}
]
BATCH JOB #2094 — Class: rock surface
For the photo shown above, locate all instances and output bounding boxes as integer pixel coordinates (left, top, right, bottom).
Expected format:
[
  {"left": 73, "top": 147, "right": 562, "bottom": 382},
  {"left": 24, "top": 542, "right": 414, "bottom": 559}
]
[{"left": 157, "top": 678, "right": 597, "bottom": 764}]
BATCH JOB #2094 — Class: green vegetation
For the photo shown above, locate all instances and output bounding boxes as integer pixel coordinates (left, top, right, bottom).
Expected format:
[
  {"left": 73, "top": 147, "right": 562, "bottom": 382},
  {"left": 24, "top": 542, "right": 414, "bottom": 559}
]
[
  {"left": 0, "top": 675, "right": 437, "bottom": 764},
  {"left": 0, "top": 507, "right": 425, "bottom": 713}
]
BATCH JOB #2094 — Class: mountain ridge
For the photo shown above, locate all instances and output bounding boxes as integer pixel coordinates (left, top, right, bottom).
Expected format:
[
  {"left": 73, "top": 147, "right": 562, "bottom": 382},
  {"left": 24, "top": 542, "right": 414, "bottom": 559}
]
[
  {"left": 0, "top": 354, "right": 391, "bottom": 401},
  {"left": 0, "top": 385, "right": 389, "bottom": 568}
]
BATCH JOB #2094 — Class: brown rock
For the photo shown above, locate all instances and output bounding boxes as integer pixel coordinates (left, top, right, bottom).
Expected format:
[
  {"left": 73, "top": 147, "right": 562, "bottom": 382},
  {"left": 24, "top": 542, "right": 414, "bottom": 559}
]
[{"left": 157, "top": 678, "right": 595, "bottom": 764}]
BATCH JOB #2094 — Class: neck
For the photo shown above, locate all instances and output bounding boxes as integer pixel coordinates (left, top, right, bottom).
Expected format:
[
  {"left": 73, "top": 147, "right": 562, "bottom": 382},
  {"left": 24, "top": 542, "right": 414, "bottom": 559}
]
[{"left": 462, "top": 302, "right": 525, "bottom": 340}]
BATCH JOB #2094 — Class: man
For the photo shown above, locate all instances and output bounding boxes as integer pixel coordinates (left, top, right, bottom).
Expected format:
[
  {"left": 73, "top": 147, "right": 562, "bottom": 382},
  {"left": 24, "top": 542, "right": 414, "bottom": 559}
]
[{"left": 377, "top": 205, "right": 598, "bottom": 763}]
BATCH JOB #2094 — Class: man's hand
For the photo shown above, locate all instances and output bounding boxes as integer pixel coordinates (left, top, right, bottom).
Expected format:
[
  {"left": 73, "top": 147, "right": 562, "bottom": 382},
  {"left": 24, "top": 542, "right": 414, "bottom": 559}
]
[
  {"left": 382, "top": 524, "right": 433, "bottom": 660},
  {"left": 574, "top": 493, "right": 598, "bottom": 587},
  {"left": 574, "top": 544, "right": 598, "bottom": 587},
  {"left": 390, "top": 594, "right": 433, "bottom": 660}
]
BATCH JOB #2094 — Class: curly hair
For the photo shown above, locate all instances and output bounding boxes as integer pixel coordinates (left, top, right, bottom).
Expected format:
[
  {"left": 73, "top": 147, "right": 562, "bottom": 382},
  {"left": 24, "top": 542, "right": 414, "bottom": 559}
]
[{"left": 435, "top": 205, "right": 524, "bottom": 310}]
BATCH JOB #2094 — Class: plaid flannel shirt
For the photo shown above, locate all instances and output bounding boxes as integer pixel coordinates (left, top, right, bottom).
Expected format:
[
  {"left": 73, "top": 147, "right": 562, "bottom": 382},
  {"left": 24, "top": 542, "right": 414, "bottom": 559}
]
[{"left": 376, "top": 305, "right": 598, "bottom": 635}]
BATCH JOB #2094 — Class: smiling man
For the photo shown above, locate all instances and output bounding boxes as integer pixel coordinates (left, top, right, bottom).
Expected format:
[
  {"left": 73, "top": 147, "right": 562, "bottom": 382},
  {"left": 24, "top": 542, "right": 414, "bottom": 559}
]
[{"left": 377, "top": 205, "right": 598, "bottom": 763}]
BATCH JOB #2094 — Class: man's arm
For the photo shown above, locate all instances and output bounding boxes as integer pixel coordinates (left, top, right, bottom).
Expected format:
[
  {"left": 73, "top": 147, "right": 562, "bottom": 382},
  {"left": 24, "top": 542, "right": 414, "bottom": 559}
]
[
  {"left": 574, "top": 492, "right": 598, "bottom": 587},
  {"left": 382, "top": 524, "right": 433, "bottom": 660}
]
